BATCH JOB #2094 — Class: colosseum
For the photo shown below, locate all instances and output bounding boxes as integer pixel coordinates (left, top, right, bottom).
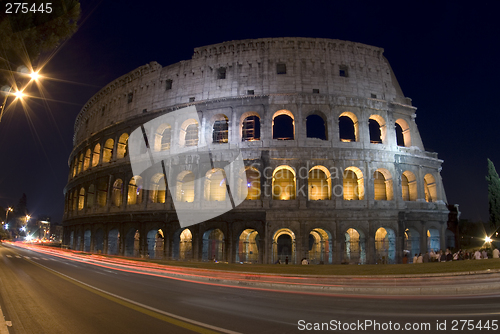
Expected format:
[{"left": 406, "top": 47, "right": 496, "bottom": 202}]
[{"left": 63, "top": 37, "right": 455, "bottom": 265}]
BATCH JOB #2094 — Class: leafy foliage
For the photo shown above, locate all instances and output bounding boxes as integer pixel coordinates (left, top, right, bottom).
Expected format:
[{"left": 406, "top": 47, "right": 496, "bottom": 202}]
[
  {"left": 486, "top": 159, "right": 500, "bottom": 228},
  {"left": 0, "top": 0, "right": 80, "bottom": 86}
]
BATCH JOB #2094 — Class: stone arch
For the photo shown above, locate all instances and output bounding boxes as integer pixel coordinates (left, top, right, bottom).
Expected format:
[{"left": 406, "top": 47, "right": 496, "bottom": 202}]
[
  {"left": 401, "top": 171, "right": 417, "bottom": 201},
  {"left": 87, "top": 184, "right": 94, "bottom": 208},
  {"left": 127, "top": 176, "right": 143, "bottom": 205},
  {"left": 373, "top": 168, "right": 393, "bottom": 201},
  {"left": 239, "top": 167, "right": 260, "bottom": 200},
  {"left": 71, "top": 189, "right": 77, "bottom": 211},
  {"left": 78, "top": 188, "right": 85, "bottom": 210},
  {"left": 273, "top": 228, "right": 296, "bottom": 264},
  {"left": 368, "top": 114, "right": 386, "bottom": 144},
  {"left": 308, "top": 228, "right": 333, "bottom": 264},
  {"left": 117, "top": 133, "right": 129, "bottom": 159},
  {"left": 94, "top": 228, "right": 104, "bottom": 253},
  {"left": 172, "top": 228, "right": 193, "bottom": 260},
  {"left": 424, "top": 173, "right": 438, "bottom": 202},
  {"left": 84, "top": 229, "right": 91, "bottom": 252},
  {"left": 202, "top": 228, "right": 225, "bottom": 261},
  {"left": 339, "top": 111, "right": 358, "bottom": 142},
  {"left": 427, "top": 228, "right": 440, "bottom": 253},
  {"left": 103, "top": 138, "right": 114, "bottom": 163},
  {"left": 150, "top": 173, "right": 166, "bottom": 203},
  {"left": 395, "top": 119, "right": 411, "bottom": 147},
  {"left": 83, "top": 149, "right": 91, "bottom": 171},
  {"left": 69, "top": 231, "right": 74, "bottom": 249},
  {"left": 445, "top": 229, "right": 455, "bottom": 249},
  {"left": 154, "top": 123, "right": 171, "bottom": 151},
  {"left": 179, "top": 118, "right": 198, "bottom": 147},
  {"left": 147, "top": 229, "right": 164, "bottom": 259},
  {"left": 211, "top": 114, "right": 229, "bottom": 144},
  {"left": 375, "top": 227, "right": 396, "bottom": 264},
  {"left": 97, "top": 177, "right": 108, "bottom": 207},
  {"left": 272, "top": 165, "right": 296, "bottom": 200},
  {"left": 77, "top": 152, "right": 83, "bottom": 174},
  {"left": 344, "top": 228, "right": 366, "bottom": 264},
  {"left": 108, "top": 228, "right": 120, "bottom": 255},
  {"left": 306, "top": 112, "right": 327, "bottom": 140},
  {"left": 204, "top": 168, "right": 226, "bottom": 201},
  {"left": 343, "top": 167, "right": 365, "bottom": 200},
  {"left": 124, "top": 229, "right": 140, "bottom": 257},
  {"left": 241, "top": 112, "right": 260, "bottom": 141},
  {"left": 272, "top": 110, "right": 294, "bottom": 140},
  {"left": 92, "top": 143, "right": 100, "bottom": 167},
  {"left": 236, "top": 229, "right": 260, "bottom": 263},
  {"left": 405, "top": 228, "right": 420, "bottom": 261},
  {"left": 112, "top": 179, "right": 123, "bottom": 207},
  {"left": 308, "top": 166, "right": 331, "bottom": 200},
  {"left": 175, "top": 171, "right": 195, "bottom": 202}
]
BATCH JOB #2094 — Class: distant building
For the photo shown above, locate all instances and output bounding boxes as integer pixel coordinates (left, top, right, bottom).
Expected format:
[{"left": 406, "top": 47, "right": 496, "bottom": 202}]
[{"left": 63, "top": 38, "right": 452, "bottom": 264}]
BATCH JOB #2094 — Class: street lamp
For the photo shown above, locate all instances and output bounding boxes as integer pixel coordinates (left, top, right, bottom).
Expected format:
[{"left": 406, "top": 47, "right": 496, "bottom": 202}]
[{"left": 0, "top": 69, "right": 41, "bottom": 122}]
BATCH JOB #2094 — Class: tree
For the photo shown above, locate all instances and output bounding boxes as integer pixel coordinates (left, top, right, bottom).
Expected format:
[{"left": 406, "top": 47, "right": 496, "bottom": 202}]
[
  {"left": 0, "top": 0, "right": 80, "bottom": 87},
  {"left": 486, "top": 159, "right": 500, "bottom": 229}
]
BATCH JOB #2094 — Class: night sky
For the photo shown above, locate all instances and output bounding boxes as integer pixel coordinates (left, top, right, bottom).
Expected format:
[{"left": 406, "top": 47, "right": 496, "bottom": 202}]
[{"left": 0, "top": 1, "right": 499, "bottom": 223}]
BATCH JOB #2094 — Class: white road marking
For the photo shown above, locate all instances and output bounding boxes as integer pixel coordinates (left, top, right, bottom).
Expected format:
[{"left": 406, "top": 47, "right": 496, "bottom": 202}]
[
  {"left": 24, "top": 256, "right": 30, "bottom": 259},
  {"left": 6, "top": 255, "right": 11, "bottom": 258},
  {"left": 15, "top": 256, "right": 21, "bottom": 258}
]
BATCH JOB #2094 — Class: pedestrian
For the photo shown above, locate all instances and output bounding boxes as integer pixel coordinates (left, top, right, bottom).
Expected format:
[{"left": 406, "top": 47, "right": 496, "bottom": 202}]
[
  {"left": 446, "top": 252, "right": 453, "bottom": 262},
  {"left": 403, "top": 254, "right": 408, "bottom": 264},
  {"left": 429, "top": 249, "right": 436, "bottom": 262},
  {"left": 417, "top": 253, "right": 423, "bottom": 263},
  {"left": 440, "top": 252, "right": 446, "bottom": 262},
  {"left": 412, "top": 253, "right": 418, "bottom": 264},
  {"left": 474, "top": 249, "right": 481, "bottom": 260},
  {"left": 423, "top": 252, "right": 429, "bottom": 263},
  {"left": 493, "top": 248, "right": 499, "bottom": 259},
  {"left": 285, "top": 256, "right": 289, "bottom": 265},
  {"left": 482, "top": 249, "right": 488, "bottom": 259},
  {"left": 301, "top": 258, "right": 309, "bottom": 265}
]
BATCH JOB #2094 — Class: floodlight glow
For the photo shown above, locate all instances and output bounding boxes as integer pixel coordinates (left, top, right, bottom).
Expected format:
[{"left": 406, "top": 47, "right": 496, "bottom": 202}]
[
  {"left": 13, "top": 90, "right": 25, "bottom": 99},
  {"left": 30, "top": 71, "right": 40, "bottom": 81},
  {"left": 485, "top": 236, "right": 492, "bottom": 243}
]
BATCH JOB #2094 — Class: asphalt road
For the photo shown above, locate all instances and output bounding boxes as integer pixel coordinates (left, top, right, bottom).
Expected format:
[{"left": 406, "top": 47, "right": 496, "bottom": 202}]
[{"left": 1, "top": 243, "right": 499, "bottom": 334}]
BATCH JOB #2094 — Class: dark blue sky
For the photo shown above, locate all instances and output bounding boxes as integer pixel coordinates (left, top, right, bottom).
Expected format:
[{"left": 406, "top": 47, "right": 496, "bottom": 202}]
[{"left": 0, "top": 0, "right": 498, "bottom": 222}]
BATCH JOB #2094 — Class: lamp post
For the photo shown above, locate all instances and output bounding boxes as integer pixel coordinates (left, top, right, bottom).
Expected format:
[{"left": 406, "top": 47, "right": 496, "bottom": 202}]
[{"left": 4, "top": 207, "right": 13, "bottom": 238}]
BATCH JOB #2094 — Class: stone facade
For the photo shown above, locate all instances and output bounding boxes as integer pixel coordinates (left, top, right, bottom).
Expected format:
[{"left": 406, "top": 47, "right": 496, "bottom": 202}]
[{"left": 63, "top": 38, "right": 451, "bottom": 264}]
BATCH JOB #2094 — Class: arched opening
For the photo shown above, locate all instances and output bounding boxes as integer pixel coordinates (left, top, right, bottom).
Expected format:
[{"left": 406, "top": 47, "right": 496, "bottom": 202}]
[
  {"left": 87, "top": 184, "right": 94, "bottom": 208},
  {"left": 339, "top": 112, "right": 358, "bottom": 142},
  {"left": 173, "top": 228, "right": 192, "bottom": 260},
  {"left": 212, "top": 114, "right": 229, "bottom": 143},
  {"left": 424, "top": 174, "right": 438, "bottom": 202},
  {"left": 202, "top": 229, "right": 224, "bottom": 262},
  {"left": 180, "top": 119, "right": 199, "bottom": 147},
  {"left": 395, "top": 119, "right": 411, "bottom": 147},
  {"left": 147, "top": 229, "right": 164, "bottom": 259},
  {"left": 112, "top": 179, "right": 123, "bottom": 207},
  {"left": 78, "top": 188, "right": 85, "bottom": 210},
  {"left": 239, "top": 167, "right": 260, "bottom": 200},
  {"left": 77, "top": 153, "right": 83, "bottom": 174},
  {"left": 154, "top": 124, "right": 171, "bottom": 151},
  {"left": 103, "top": 139, "right": 114, "bottom": 163},
  {"left": 373, "top": 169, "right": 393, "bottom": 201},
  {"left": 405, "top": 228, "right": 420, "bottom": 262},
  {"left": 92, "top": 144, "right": 100, "bottom": 167},
  {"left": 308, "top": 228, "right": 333, "bottom": 264},
  {"left": 369, "top": 119, "right": 382, "bottom": 144},
  {"left": 124, "top": 229, "right": 140, "bottom": 257},
  {"left": 127, "top": 176, "right": 143, "bottom": 205},
  {"left": 69, "top": 231, "right": 74, "bottom": 249},
  {"left": 150, "top": 173, "right": 166, "bottom": 203},
  {"left": 108, "top": 228, "right": 120, "bottom": 255},
  {"left": 242, "top": 115, "right": 260, "bottom": 141},
  {"left": 401, "top": 171, "right": 418, "bottom": 201},
  {"left": 176, "top": 171, "right": 195, "bottom": 202},
  {"left": 308, "top": 166, "right": 331, "bottom": 200},
  {"left": 446, "top": 229, "right": 455, "bottom": 249},
  {"left": 117, "top": 133, "right": 129, "bottom": 159},
  {"left": 427, "top": 228, "right": 440, "bottom": 253},
  {"left": 75, "top": 230, "right": 81, "bottom": 251},
  {"left": 94, "top": 229, "right": 104, "bottom": 254},
  {"left": 272, "top": 110, "right": 294, "bottom": 140},
  {"left": 272, "top": 166, "right": 296, "bottom": 200},
  {"left": 84, "top": 229, "right": 91, "bottom": 252},
  {"left": 375, "top": 227, "right": 396, "bottom": 264},
  {"left": 204, "top": 169, "right": 226, "bottom": 201},
  {"left": 306, "top": 113, "right": 327, "bottom": 140},
  {"left": 236, "top": 229, "right": 260, "bottom": 263},
  {"left": 273, "top": 228, "right": 295, "bottom": 264},
  {"left": 83, "top": 149, "right": 91, "bottom": 171},
  {"left": 344, "top": 228, "right": 366, "bottom": 264},
  {"left": 72, "top": 157, "right": 77, "bottom": 177},
  {"left": 343, "top": 167, "right": 364, "bottom": 200},
  {"left": 97, "top": 177, "right": 108, "bottom": 207},
  {"left": 72, "top": 190, "right": 77, "bottom": 211}
]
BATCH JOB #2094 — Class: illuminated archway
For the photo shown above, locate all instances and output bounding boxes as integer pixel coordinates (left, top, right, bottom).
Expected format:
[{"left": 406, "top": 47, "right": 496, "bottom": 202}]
[
  {"left": 373, "top": 168, "right": 393, "bottom": 201},
  {"left": 272, "top": 166, "right": 296, "bottom": 200},
  {"left": 78, "top": 188, "right": 85, "bottom": 211},
  {"left": 204, "top": 169, "right": 226, "bottom": 201},
  {"left": 112, "top": 179, "right": 123, "bottom": 207},
  {"left": 272, "top": 228, "right": 296, "bottom": 264},
  {"left": 343, "top": 167, "right": 364, "bottom": 200},
  {"left": 83, "top": 149, "right": 91, "bottom": 171},
  {"left": 108, "top": 228, "right": 120, "bottom": 255},
  {"left": 173, "top": 228, "right": 193, "bottom": 260},
  {"left": 117, "top": 133, "right": 129, "bottom": 159},
  {"left": 236, "top": 229, "right": 260, "bottom": 263},
  {"left": 87, "top": 184, "right": 94, "bottom": 208},
  {"left": 94, "top": 228, "right": 104, "bottom": 253},
  {"left": 395, "top": 119, "right": 411, "bottom": 147},
  {"left": 339, "top": 111, "right": 358, "bottom": 142},
  {"left": 212, "top": 114, "right": 229, "bottom": 143},
  {"left": 272, "top": 110, "right": 294, "bottom": 140},
  {"left": 84, "top": 229, "right": 91, "bottom": 252},
  {"left": 154, "top": 123, "right": 171, "bottom": 151},
  {"left": 147, "top": 229, "right": 164, "bottom": 259},
  {"left": 405, "top": 228, "right": 420, "bottom": 261},
  {"left": 308, "top": 166, "right": 331, "bottom": 200},
  {"left": 241, "top": 112, "right": 260, "bottom": 141},
  {"left": 150, "top": 173, "right": 166, "bottom": 203},
  {"left": 127, "top": 176, "right": 143, "bottom": 205},
  {"left": 124, "top": 229, "right": 140, "bottom": 257},
  {"left": 375, "top": 227, "right": 396, "bottom": 264},
  {"left": 424, "top": 174, "right": 438, "bottom": 202},
  {"left": 92, "top": 144, "right": 100, "bottom": 167},
  {"left": 103, "top": 138, "right": 114, "bottom": 163},
  {"left": 179, "top": 118, "right": 198, "bottom": 147},
  {"left": 344, "top": 228, "right": 366, "bottom": 264},
  {"left": 369, "top": 114, "right": 386, "bottom": 144},
  {"left": 427, "top": 228, "right": 440, "bottom": 253},
  {"left": 239, "top": 167, "right": 260, "bottom": 200},
  {"left": 308, "top": 228, "right": 333, "bottom": 264},
  {"left": 176, "top": 171, "right": 195, "bottom": 202},
  {"left": 401, "top": 171, "right": 417, "bottom": 201}
]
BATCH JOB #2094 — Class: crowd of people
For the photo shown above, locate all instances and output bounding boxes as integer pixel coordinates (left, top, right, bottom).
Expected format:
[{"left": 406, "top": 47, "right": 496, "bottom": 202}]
[{"left": 403, "top": 247, "right": 500, "bottom": 264}]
